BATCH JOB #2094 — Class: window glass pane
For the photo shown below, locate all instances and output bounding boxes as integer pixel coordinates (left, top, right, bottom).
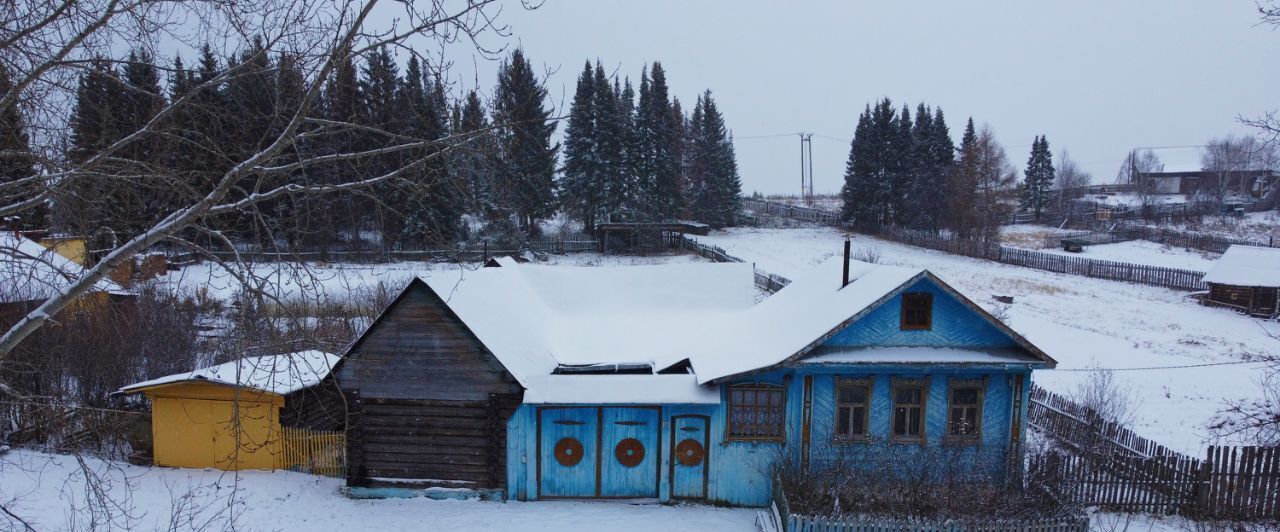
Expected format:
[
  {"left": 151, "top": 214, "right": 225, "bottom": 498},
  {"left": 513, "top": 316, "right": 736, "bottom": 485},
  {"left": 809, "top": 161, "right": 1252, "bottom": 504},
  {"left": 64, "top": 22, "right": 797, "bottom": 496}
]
[
  {"left": 908, "top": 409, "right": 921, "bottom": 435},
  {"left": 839, "top": 385, "right": 867, "bottom": 405},
  {"left": 953, "top": 388, "right": 978, "bottom": 405},
  {"left": 836, "top": 406, "right": 851, "bottom": 435},
  {"left": 850, "top": 406, "right": 865, "bottom": 435},
  {"left": 893, "top": 407, "right": 906, "bottom": 435}
]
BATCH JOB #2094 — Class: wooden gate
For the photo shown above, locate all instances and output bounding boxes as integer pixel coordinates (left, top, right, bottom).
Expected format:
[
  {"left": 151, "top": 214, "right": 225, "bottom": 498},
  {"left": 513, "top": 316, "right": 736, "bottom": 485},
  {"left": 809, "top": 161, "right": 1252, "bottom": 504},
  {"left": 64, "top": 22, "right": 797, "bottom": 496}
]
[
  {"left": 537, "top": 406, "right": 661, "bottom": 499},
  {"left": 670, "top": 414, "right": 709, "bottom": 500}
]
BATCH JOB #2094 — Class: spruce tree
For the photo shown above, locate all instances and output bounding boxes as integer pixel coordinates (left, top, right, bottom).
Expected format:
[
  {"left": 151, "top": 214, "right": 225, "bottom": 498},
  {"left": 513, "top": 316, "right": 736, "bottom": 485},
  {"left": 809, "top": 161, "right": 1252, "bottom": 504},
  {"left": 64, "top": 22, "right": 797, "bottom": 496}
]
[
  {"left": 615, "top": 77, "right": 639, "bottom": 217},
  {"left": 645, "top": 62, "right": 683, "bottom": 219},
  {"left": 1022, "top": 135, "right": 1055, "bottom": 220},
  {"left": 492, "top": 48, "right": 558, "bottom": 234},
  {"left": 889, "top": 103, "right": 913, "bottom": 225},
  {"left": 0, "top": 65, "right": 41, "bottom": 229},
  {"left": 560, "top": 61, "right": 603, "bottom": 232},
  {"left": 687, "top": 90, "right": 740, "bottom": 227},
  {"left": 947, "top": 118, "right": 980, "bottom": 236},
  {"left": 841, "top": 106, "right": 877, "bottom": 224},
  {"left": 358, "top": 46, "right": 406, "bottom": 246},
  {"left": 593, "top": 64, "right": 626, "bottom": 224}
]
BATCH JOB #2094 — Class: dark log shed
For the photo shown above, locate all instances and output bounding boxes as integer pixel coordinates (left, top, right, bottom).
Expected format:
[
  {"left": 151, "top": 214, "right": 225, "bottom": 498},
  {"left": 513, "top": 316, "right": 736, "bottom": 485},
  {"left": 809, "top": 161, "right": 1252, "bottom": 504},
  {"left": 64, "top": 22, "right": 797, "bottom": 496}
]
[{"left": 335, "top": 278, "right": 522, "bottom": 489}]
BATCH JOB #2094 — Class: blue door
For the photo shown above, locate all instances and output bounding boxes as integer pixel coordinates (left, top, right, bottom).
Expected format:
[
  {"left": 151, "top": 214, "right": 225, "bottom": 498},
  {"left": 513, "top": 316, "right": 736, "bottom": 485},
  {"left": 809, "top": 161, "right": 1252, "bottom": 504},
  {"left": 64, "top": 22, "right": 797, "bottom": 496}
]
[
  {"left": 670, "top": 415, "right": 709, "bottom": 499},
  {"left": 538, "top": 407, "right": 598, "bottom": 498},
  {"left": 599, "top": 407, "right": 660, "bottom": 498}
]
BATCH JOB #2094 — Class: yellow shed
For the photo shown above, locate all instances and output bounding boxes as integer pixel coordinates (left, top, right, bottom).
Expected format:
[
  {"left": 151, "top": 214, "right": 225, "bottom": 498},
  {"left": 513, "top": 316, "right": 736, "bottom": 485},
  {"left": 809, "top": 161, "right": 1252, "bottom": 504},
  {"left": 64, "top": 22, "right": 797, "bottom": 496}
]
[{"left": 118, "top": 351, "right": 340, "bottom": 471}]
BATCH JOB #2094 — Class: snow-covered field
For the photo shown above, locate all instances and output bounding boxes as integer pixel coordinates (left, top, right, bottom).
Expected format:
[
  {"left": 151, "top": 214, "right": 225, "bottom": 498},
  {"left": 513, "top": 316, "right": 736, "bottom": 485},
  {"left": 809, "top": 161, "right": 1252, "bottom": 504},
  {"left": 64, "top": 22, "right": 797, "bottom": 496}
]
[
  {"left": 0, "top": 450, "right": 755, "bottom": 532},
  {"left": 694, "top": 226, "right": 1278, "bottom": 454},
  {"left": 155, "top": 253, "right": 706, "bottom": 304},
  {"left": 1035, "top": 240, "right": 1219, "bottom": 271}
]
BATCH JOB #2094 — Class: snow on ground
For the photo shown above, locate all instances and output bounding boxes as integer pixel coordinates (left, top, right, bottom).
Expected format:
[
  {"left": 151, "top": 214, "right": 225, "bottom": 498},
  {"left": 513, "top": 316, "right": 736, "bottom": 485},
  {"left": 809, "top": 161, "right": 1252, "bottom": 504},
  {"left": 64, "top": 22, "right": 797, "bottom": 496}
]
[
  {"left": 1035, "top": 240, "right": 1219, "bottom": 271},
  {"left": 695, "top": 227, "right": 1279, "bottom": 454},
  {"left": 0, "top": 450, "right": 756, "bottom": 532},
  {"left": 1167, "top": 210, "right": 1280, "bottom": 243}
]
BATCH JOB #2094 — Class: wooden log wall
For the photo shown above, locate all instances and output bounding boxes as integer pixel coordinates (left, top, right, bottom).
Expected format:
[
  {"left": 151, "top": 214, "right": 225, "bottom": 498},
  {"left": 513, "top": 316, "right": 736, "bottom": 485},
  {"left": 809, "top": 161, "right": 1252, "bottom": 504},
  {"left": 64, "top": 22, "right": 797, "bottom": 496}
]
[{"left": 347, "top": 395, "right": 520, "bottom": 488}]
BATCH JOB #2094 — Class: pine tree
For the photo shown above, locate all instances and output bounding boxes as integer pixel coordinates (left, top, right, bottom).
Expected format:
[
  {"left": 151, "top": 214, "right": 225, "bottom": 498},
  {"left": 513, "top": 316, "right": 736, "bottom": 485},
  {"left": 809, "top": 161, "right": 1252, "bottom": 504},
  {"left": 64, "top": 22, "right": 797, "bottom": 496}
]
[
  {"left": 1021, "top": 135, "right": 1055, "bottom": 220},
  {"left": 0, "top": 65, "right": 41, "bottom": 229},
  {"left": 492, "top": 48, "right": 558, "bottom": 234},
  {"left": 63, "top": 58, "right": 127, "bottom": 235}
]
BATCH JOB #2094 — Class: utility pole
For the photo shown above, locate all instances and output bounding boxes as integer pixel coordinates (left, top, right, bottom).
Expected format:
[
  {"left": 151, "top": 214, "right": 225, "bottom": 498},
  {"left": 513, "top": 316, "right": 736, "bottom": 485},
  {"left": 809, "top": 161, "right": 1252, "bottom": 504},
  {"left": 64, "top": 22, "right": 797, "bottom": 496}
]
[{"left": 799, "top": 133, "right": 814, "bottom": 203}]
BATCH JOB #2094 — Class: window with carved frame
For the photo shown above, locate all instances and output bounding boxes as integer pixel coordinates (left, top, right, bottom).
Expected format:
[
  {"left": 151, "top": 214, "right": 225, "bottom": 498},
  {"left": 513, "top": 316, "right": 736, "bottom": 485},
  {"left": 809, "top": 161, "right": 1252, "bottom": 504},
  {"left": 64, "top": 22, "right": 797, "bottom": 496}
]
[
  {"left": 946, "top": 378, "right": 985, "bottom": 443},
  {"left": 726, "top": 383, "right": 786, "bottom": 441}
]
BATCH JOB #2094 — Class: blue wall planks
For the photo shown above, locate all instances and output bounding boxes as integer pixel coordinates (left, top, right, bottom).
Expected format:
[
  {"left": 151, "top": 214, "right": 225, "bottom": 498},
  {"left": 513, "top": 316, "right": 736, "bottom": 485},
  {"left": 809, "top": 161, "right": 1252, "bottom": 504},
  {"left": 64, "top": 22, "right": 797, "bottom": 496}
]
[{"left": 823, "top": 278, "right": 1019, "bottom": 349}]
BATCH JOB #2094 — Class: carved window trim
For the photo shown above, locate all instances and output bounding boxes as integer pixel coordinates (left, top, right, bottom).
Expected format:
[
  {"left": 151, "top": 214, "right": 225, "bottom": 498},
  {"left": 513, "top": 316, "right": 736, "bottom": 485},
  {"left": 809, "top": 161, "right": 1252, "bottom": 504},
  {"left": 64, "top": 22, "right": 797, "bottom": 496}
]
[
  {"left": 725, "top": 383, "right": 786, "bottom": 442},
  {"left": 945, "top": 377, "right": 986, "bottom": 444}
]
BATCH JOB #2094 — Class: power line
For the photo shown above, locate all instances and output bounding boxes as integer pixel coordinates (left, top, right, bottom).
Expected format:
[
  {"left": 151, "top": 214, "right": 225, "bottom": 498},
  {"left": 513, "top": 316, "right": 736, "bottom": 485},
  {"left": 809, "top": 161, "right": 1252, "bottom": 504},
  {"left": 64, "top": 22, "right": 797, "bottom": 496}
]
[
  {"left": 736, "top": 133, "right": 801, "bottom": 140},
  {"left": 1052, "top": 360, "right": 1264, "bottom": 372}
]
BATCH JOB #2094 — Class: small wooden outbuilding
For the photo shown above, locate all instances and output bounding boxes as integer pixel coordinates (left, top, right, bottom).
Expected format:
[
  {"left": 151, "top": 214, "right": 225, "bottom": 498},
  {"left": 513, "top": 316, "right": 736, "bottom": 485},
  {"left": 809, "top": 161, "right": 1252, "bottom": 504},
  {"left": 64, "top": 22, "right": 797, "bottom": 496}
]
[
  {"left": 117, "top": 351, "right": 342, "bottom": 471},
  {"left": 1201, "top": 245, "right": 1280, "bottom": 318}
]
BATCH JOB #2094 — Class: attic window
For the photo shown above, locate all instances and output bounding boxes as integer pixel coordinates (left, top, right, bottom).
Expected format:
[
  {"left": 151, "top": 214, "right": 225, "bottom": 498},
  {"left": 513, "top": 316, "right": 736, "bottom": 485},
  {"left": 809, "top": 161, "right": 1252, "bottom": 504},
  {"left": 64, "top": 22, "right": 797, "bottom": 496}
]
[{"left": 900, "top": 292, "right": 933, "bottom": 331}]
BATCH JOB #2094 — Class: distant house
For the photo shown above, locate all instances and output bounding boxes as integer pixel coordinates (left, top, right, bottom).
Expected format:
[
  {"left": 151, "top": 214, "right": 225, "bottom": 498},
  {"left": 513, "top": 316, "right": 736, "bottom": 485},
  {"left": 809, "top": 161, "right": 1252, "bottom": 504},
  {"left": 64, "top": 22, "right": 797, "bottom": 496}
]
[
  {"left": 1137, "top": 169, "right": 1279, "bottom": 199},
  {"left": 335, "top": 254, "right": 1056, "bottom": 506},
  {"left": 117, "top": 351, "right": 344, "bottom": 471},
  {"left": 0, "top": 231, "right": 131, "bottom": 328},
  {"left": 1200, "top": 245, "right": 1280, "bottom": 318}
]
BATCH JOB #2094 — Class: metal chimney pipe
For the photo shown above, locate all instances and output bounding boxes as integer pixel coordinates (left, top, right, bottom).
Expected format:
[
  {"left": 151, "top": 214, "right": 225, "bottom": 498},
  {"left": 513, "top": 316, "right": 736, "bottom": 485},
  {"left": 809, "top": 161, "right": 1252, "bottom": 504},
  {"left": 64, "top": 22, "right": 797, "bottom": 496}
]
[{"left": 842, "top": 238, "right": 851, "bottom": 288}]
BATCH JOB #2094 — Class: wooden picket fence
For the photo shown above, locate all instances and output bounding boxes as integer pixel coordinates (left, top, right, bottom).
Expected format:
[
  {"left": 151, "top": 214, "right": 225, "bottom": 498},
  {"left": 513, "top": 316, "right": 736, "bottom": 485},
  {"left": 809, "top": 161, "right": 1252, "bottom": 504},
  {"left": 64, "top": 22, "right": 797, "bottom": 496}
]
[
  {"left": 1029, "top": 385, "right": 1280, "bottom": 520},
  {"left": 278, "top": 426, "right": 345, "bottom": 478},
  {"left": 678, "top": 236, "right": 792, "bottom": 293},
  {"left": 782, "top": 514, "right": 1090, "bottom": 532},
  {"left": 743, "top": 199, "right": 1210, "bottom": 292},
  {"left": 1120, "top": 224, "right": 1279, "bottom": 254}
]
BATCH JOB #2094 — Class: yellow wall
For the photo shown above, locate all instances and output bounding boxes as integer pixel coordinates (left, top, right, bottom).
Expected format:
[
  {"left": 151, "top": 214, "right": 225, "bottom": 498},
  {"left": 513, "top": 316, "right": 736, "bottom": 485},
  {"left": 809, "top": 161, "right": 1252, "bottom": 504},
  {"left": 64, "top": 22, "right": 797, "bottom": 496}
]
[
  {"left": 145, "top": 382, "right": 285, "bottom": 471},
  {"left": 37, "top": 237, "right": 89, "bottom": 267}
]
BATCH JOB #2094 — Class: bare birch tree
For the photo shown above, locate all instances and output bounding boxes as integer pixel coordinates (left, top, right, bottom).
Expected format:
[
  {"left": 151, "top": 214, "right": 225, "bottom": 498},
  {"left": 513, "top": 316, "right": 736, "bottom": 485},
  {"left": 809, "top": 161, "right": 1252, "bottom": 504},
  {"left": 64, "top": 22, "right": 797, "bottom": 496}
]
[{"left": 0, "top": 0, "right": 517, "bottom": 372}]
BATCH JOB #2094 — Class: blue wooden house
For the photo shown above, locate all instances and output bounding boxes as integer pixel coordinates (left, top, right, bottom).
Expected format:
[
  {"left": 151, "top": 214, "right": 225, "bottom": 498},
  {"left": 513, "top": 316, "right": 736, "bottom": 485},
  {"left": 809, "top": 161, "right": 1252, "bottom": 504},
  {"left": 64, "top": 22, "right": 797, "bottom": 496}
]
[{"left": 335, "top": 254, "right": 1056, "bottom": 506}]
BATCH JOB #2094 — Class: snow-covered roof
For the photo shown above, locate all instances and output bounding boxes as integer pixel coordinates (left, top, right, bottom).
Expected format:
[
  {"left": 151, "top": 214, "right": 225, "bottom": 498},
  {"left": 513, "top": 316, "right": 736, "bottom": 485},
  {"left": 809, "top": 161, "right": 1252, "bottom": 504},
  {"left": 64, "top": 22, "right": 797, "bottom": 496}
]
[
  {"left": 0, "top": 231, "right": 128, "bottom": 304},
  {"left": 522, "top": 375, "right": 719, "bottom": 404},
  {"left": 118, "top": 350, "right": 340, "bottom": 396},
  {"left": 400, "top": 257, "right": 1051, "bottom": 401},
  {"left": 1201, "top": 245, "right": 1280, "bottom": 287},
  {"left": 684, "top": 259, "right": 928, "bottom": 383},
  {"left": 419, "top": 262, "right": 756, "bottom": 386},
  {"left": 800, "top": 346, "right": 1041, "bottom": 366}
]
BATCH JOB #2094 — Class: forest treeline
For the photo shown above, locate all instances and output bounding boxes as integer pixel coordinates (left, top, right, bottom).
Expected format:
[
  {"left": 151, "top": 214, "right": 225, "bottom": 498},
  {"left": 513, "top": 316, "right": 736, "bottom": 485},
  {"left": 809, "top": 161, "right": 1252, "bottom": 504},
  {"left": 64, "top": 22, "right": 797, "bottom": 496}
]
[
  {"left": 840, "top": 98, "right": 1057, "bottom": 241},
  {"left": 0, "top": 44, "right": 741, "bottom": 250}
]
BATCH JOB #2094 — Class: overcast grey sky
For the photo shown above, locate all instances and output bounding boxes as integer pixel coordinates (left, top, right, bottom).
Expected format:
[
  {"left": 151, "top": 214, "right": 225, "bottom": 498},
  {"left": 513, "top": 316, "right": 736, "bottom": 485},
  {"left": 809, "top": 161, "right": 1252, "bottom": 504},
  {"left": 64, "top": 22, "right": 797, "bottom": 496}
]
[{"left": 442, "top": 1, "right": 1279, "bottom": 195}]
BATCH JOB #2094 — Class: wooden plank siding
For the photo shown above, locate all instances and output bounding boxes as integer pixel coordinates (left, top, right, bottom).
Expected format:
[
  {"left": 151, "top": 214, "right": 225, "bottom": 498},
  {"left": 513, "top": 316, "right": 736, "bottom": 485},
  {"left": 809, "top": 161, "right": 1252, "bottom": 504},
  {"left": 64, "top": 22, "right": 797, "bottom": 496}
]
[{"left": 337, "top": 280, "right": 524, "bottom": 488}]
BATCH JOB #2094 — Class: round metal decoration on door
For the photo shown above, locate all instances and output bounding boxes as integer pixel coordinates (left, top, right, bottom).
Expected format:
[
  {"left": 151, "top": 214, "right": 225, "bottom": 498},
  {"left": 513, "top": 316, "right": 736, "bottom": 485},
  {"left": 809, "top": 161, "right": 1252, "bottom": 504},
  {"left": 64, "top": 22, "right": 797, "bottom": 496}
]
[
  {"left": 554, "top": 437, "right": 584, "bottom": 467},
  {"left": 614, "top": 438, "right": 645, "bottom": 467},
  {"left": 675, "top": 439, "right": 705, "bottom": 467}
]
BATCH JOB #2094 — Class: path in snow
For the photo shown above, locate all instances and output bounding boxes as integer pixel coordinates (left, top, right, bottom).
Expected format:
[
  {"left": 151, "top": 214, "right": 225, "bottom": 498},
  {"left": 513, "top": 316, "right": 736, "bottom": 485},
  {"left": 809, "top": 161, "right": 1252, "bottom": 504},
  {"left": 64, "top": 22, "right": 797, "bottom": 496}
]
[{"left": 694, "top": 226, "right": 1278, "bottom": 454}]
